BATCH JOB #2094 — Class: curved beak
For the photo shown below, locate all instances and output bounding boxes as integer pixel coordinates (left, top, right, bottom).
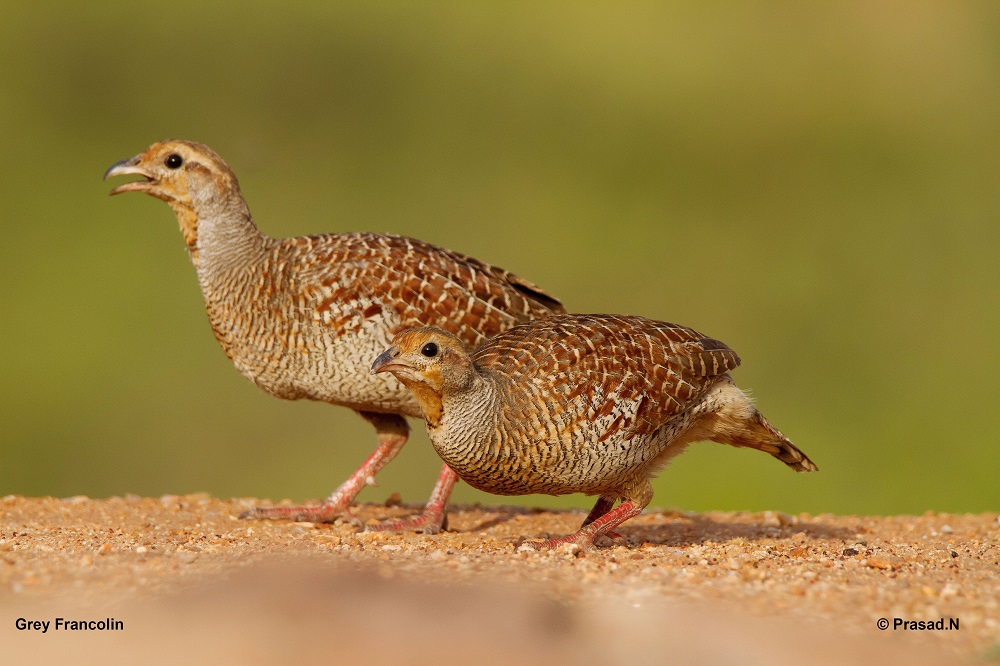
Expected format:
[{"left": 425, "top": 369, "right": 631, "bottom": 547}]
[
  {"left": 370, "top": 346, "right": 402, "bottom": 375},
  {"left": 104, "top": 154, "right": 153, "bottom": 195}
]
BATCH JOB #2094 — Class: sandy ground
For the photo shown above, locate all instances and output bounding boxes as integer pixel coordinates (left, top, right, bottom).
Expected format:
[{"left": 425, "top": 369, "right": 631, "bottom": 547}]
[{"left": 1, "top": 495, "right": 998, "bottom": 665}]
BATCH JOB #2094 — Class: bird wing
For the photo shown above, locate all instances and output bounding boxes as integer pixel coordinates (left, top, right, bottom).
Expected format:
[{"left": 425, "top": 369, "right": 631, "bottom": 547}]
[
  {"left": 473, "top": 314, "right": 741, "bottom": 441},
  {"left": 294, "top": 233, "right": 563, "bottom": 349}
]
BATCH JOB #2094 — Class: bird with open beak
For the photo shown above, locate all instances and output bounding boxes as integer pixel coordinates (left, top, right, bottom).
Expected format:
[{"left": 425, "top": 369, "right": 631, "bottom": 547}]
[{"left": 104, "top": 139, "right": 565, "bottom": 532}]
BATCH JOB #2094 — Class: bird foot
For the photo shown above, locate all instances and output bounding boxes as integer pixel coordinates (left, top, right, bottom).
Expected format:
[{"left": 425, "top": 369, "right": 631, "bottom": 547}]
[
  {"left": 238, "top": 503, "right": 362, "bottom": 526},
  {"left": 365, "top": 507, "right": 448, "bottom": 534},
  {"left": 519, "top": 532, "right": 593, "bottom": 551},
  {"left": 518, "top": 529, "right": 627, "bottom": 551},
  {"left": 519, "top": 499, "right": 639, "bottom": 551},
  {"left": 365, "top": 464, "right": 457, "bottom": 534}
]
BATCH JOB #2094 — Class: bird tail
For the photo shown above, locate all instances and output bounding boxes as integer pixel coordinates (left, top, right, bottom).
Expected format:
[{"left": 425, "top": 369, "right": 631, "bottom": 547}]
[
  {"left": 734, "top": 411, "right": 818, "bottom": 472},
  {"left": 698, "top": 377, "right": 818, "bottom": 472}
]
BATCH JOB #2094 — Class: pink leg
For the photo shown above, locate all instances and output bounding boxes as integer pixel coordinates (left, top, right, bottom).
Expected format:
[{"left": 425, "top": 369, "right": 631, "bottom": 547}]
[
  {"left": 581, "top": 496, "right": 624, "bottom": 540},
  {"left": 366, "top": 464, "right": 458, "bottom": 534},
  {"left": 524, "top": 500, "right": 642, "bottom": 550},
  {"left": 240, "top": 412, "right": 408, "bottom": 523}
]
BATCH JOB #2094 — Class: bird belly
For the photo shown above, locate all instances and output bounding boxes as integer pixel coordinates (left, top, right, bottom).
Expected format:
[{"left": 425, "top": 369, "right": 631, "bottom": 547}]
[
  {"left": 428, "top": 424, "right": 658, "bottom": 499},
  {"left": 430, "top": 399, "right": 696, "bottom": 499},
  {"left": 219, "top": 313, "right": 424, "bottom": 418}
]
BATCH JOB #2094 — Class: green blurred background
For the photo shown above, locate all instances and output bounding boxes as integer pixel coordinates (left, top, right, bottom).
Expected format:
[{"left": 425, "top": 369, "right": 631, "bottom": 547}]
[{"left": 1, "top": 3, "right": 997, "bottom": 516}]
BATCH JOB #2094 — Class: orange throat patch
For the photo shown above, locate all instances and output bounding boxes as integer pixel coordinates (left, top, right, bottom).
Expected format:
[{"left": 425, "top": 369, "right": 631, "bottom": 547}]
[
  {"left": 398, "top": 377, "right": 444, "bottom": 427},
  {"left": 169, "top": 202, "right": 199, "bottom": 255}
]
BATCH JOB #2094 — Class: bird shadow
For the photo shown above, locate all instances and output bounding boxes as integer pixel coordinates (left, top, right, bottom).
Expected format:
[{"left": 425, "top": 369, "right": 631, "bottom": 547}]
[
  {"left": 617, "top": 511, "right": 855, "bottom": 547},
  {"left": 451, "top": 505, "right": 854, "bottom": 546},
  {"left": 445, "top": 503, "right": 565, "bottom": 533}
]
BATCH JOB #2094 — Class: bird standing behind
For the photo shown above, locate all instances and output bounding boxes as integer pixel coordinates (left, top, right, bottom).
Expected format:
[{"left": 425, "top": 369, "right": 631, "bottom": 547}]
[
  {"left": 104, "top": 140, "right": 564, "bottom": 531},
  {"left": 371, "top": 314, "right": 817, "bottom": 547}
]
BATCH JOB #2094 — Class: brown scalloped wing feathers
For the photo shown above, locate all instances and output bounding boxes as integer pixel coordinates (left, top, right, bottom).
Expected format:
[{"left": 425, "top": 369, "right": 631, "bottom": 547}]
[
  {"left": 291, "top": 233, "right": 564, "bottom": 348},
  {"left": 472, "top": 314, "right": 740, "bottom": 439}
]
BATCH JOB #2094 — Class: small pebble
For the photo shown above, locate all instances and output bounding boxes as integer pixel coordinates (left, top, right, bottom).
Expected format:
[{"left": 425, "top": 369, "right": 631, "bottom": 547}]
[
  {"left": 864, "top": 555, "right": 903, "bottom": 570},
  {"left": 762, "top": 512, "right": 781, "bottom": 527},
  {"left": 940, "top": 584, "right": 959, "bottom": 599}
]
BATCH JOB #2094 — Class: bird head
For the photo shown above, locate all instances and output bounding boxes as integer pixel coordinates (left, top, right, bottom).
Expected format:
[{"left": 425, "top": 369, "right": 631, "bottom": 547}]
[
  {"left": 104, "top": 140, "right": 246, "bottom": 252},
  {"left": 104, "top": 140, "right": 239, "bottom": 204},
  {"left": 371, "top": 327, "right": 476, "bottom": 426}
]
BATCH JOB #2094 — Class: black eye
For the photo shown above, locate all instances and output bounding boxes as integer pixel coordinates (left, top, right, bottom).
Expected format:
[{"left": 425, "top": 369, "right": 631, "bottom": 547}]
[
  {"left": 164, "top": 154, "right": 183, "bottom": 169},
  {"left": 421, "top": 342, "right": 438, "bottom": 358}
]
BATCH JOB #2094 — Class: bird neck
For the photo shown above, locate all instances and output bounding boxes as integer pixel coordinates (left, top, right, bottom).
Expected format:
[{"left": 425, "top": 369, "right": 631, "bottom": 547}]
[
  {"left": 432, "top": 369, "right": 501, "bottom": 438},
  {"left": 179, "top": 192, "right": 272, "bottom": 292}
]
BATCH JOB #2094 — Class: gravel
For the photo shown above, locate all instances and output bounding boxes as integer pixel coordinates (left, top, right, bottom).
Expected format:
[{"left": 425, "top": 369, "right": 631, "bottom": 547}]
[{"left": 2, "top": 495, "right": 998, "bottom": 664}]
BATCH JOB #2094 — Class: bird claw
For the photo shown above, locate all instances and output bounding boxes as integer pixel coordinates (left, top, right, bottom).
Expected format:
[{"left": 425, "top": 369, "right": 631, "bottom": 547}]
[
  {"left": 365, "top": 509, "right": 448, "bottom": 534},
  {"left": 518, "top": 534, "right": 593, "bottom": 551},
  {"left": 516, "top": 526, "right": 626, "bottom": 551},
  {"left": 238, "top": 504, "right": 361, "bottom": 526}
]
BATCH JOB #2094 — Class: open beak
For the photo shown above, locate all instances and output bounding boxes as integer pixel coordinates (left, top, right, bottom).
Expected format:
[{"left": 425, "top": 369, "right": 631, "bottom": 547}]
[
  {"left": 104, "top": 154, "right": 154, "bottom": 195},
  {"left": 370, "top": 346, "right": 403, "bottom": 375}
]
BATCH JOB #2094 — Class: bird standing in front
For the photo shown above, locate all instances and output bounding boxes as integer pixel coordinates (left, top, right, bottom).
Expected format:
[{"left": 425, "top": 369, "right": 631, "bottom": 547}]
[
  {"left": 371, "top": 314, "right": 817, "bottom": 548},
  {"left": 104, "top": 140, "right": 564, "bottom": 531}
]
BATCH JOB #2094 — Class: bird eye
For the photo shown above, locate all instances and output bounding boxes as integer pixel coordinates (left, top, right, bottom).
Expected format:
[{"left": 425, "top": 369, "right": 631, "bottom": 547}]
[
  {"left": 164, "top": 154, "right": 183, "bottom": 169},
  {"left": 421, "top": 342, "right": 438, "bottom": 358}
]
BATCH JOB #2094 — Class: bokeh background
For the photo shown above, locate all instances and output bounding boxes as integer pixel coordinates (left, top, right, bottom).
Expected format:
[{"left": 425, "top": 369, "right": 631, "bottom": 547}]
[{"left": 2, "top": 3, "right": 997, "bottom": 516}]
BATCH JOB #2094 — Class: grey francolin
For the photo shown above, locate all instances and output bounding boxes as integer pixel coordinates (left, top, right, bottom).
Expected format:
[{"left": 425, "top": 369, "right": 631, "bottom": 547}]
[
  {"left": 371, "top": 314, "right": 817, "bottom": 547},
  {"left": 104, "top": 140, "right": 564, "bottom": 531}
]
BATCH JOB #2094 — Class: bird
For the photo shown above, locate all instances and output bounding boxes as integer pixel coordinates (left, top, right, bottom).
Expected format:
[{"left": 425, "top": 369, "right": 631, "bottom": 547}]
[
  {"left": 370, "top": 314, "right": 817, "bottom": 548},
  {"left": 103, "top": 139, "right": 565, "bottom": 531}
]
